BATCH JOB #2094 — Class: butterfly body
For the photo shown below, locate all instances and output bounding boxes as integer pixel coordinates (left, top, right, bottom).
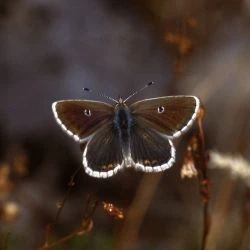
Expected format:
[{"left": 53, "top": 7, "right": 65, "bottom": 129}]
[
  {"left": 114, "top": 98, "right": 136, "bottom": 167},
  {"left": 52, "top": 94, "right": 200, "bottom": 178},
  {"left": 114, "top": 100, "right": 133, "bottom": 131}
]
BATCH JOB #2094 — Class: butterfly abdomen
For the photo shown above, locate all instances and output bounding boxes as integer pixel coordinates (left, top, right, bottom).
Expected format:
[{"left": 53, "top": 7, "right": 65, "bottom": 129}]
[{"left": 114, "top": 104, "right": 133, "bottom": 165}]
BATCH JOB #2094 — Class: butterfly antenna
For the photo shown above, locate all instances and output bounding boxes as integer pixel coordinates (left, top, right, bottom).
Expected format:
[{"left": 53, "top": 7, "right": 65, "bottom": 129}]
[
  {"left": 124, "top": 81, "right": 155, "bottom": 102},
  {"left": 83, "top": 88, "right": 118, "bottom": 103}
]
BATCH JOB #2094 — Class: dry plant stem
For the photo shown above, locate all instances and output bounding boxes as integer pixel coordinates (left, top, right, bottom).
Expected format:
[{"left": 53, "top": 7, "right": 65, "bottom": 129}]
[
  {"left": 40, "top": 166, "right": 82, "bottom": 249},
  {"left": 201, "top": 185, "right": 209, "bottom": 250},
  {"left": 55, "top": 166, "right": 82, "bottom": 222},
  {"left": 118, "top": 173, "right": 163, "bottom": 250},
  {"left": 196, "top": 108, "right": 210, "bottom": 250},
  {"left": 81, "top": 194, "right": 99, "bottom": 223},
  {"left": 39, "top": 194, "right": 98, "bottom": 250},
  {"left": 40, "top": 228, "right": 84, "bottom": 250}
]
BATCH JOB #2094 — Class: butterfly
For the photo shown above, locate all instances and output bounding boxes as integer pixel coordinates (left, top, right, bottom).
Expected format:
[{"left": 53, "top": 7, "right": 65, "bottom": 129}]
[{"left": 52, "top": 82, "right": 200, "bottom": 178}]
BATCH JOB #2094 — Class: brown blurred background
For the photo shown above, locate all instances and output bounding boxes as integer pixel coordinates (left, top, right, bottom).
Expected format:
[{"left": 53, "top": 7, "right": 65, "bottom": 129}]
[{"left": 0, "top": 0, "right": 250, "bottom": 250}]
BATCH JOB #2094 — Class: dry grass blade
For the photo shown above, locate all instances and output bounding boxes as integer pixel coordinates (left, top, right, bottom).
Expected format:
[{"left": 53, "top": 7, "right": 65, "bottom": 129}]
[{"left": 117, "top": 173, "right": 163, "bottom": 250}]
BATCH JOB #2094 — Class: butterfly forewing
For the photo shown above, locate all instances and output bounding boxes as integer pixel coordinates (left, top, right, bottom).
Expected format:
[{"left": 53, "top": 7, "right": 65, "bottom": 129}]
[
  {"left": 130, "top": 125, "right": 175, "bottom": 172},
  {"left": 83, "top": 124, "right": 123, "bottom": 178},
  {"left": 52, "top": 100, "right": 113, "bottom": 141},
  {"left": 130, "top": 96, "right": 200, "bottom": 138}
]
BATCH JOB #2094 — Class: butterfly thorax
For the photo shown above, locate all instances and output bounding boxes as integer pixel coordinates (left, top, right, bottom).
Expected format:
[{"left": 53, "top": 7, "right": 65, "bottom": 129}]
[{"left": 114, "top": 101, "right": 133, "bottom": 166}]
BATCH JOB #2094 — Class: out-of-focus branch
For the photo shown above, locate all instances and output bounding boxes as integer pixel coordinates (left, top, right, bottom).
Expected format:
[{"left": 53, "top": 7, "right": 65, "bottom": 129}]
[
  {"left": 117, "top": 173, "right": 163, "bottom": 250},
  {"left": 196, "top": 107, "right": 210, "bottom": 250},
  {"left": 182, "top": 106, "right": 210, "bottom": 250}
]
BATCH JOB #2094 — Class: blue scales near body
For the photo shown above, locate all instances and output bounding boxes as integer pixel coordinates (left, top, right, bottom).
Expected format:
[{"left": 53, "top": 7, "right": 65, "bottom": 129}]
[{"left": 113, "top": 99, "right": 134, "bottom": 166}]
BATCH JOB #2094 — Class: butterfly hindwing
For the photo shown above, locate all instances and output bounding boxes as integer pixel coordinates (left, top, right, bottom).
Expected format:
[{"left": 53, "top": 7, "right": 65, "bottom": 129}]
[
  {"left": 130, "top": 96, "right": 200, "bottom": 138},
  {"left": 130, "top": 125, "right": 176, "bottom": 172},
  {"left": 52, "top": 100, "right": 113, "bottom": 142},
  {"left": 82, "top": 124, "right": 123, "bottom": 178}
]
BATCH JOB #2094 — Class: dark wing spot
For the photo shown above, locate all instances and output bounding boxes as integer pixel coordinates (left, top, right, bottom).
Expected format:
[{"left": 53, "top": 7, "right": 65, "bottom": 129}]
[
  {"left": 157, "top": 106, "right": 165, "bottom": 114},
  {"left": 84, "top": 109, "right": 91, "bottom": 117}
]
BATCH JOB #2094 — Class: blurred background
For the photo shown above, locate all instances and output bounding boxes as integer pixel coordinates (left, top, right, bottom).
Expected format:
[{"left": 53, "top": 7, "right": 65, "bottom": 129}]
[{"left": 0, "top": 0, "right": 250, "bottom": 249}]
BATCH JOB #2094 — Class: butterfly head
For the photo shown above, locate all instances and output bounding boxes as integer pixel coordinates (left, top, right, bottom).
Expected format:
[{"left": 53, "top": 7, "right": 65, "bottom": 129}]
[
  {"left": 115, "top": 97, "right": 127, "bottom": 110},
  {"left": 117, "top": 96, "right": 125, "bottom": 104}
]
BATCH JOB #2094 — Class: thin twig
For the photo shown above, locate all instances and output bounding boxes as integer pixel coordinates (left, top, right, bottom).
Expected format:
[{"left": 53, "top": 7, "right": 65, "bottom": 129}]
[
  {"left": 196, "top": 107, "right": 210, "bottom": 250},
  {"left": 39, "top": 194, "right": 98, "bottom": 250},
  {"left": 55, "top": 166, "right": 82, "bottom": 222},
  {"left": 40, "top": 228, "right": 84, "bottom": 250},
  {"left": 40, "top": 166, "right": 82, "bottom": 249}
]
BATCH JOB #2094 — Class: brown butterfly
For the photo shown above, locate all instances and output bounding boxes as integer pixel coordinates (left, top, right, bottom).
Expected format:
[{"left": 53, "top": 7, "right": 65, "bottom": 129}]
[{"left": 52, "top": 82, "right": 200, "bottom": 178}]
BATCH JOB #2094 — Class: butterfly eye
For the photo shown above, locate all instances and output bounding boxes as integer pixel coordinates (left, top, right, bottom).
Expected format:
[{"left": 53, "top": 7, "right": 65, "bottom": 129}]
[
  {"left": 84, "top": 109, "right": 91, "bottom": 117},
  {"left": 157, "top": 106, "right": 164, "bottom": 114}
]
